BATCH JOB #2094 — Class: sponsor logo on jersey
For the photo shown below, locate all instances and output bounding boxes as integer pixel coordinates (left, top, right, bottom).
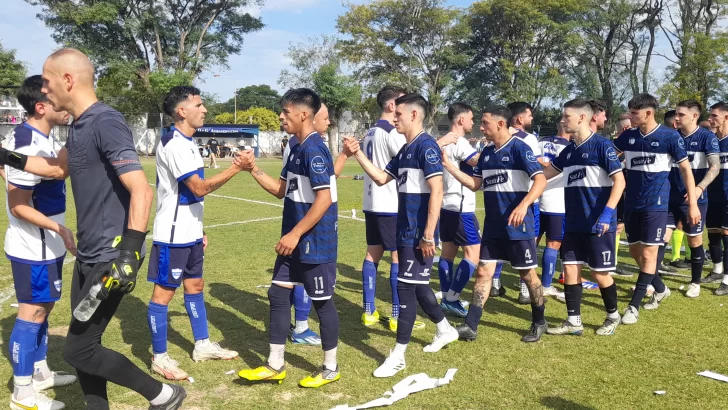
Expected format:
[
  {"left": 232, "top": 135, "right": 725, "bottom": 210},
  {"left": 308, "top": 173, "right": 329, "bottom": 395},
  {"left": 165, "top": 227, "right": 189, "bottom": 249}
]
[
  {"left": 567, "top": 168, "right": 587, "bottom": 185},
  {"left": 502, "top": 156, "right": 510, "bottom": 162},
  {"left": 425, "top": 148, "right": 439, "bottom": 164},
  {"left": 678, "top": 138, "right": 686, "bottom": 149},
  {"left": 651, "top": 141, "right": 659, "bottom": 147},
  {"left": 630, "top": 155, "right": 657, "bottom": 167},
  {"left": 397, "top": 171, "right": 408, "bottom": 187},
  {"left": 607, "top": 147, "right": 618, "bottom": 161},
  {"left": 287, "top": 177, "right": 299, "bottom": 194},
  {"left": 712, "top": 139, "right": 720, "bottom": 149},
  {"left": 526, "top": 151, "right": 537, "bottom": 162},
  {"left": 483, "top": 172, "right": 508, "bottom": 188},
  {"left": 721, "top": 155, "right": 728, "bottom": 164},
  {"left": 691, "top": 141, "right": 698, "bottom": 146},
  {"left": 582, "top": 153, "right": 589, "bottom": 158},
  {"left": 311, "top": 155, "right": 327, "bottom": 174}
]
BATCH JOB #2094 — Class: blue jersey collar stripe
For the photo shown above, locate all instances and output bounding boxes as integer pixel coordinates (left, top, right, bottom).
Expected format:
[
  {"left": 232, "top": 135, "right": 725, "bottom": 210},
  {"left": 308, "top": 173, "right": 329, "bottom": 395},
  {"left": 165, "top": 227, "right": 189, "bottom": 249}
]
[
  {"left": 22, "top": 123, "right": 50, "bottom": 139},
  {"left": 494, "top": 137, "right": 515, "bottom": 153},
  {"left": 640, "top": 124, "right": 662, "bottom": 137}
]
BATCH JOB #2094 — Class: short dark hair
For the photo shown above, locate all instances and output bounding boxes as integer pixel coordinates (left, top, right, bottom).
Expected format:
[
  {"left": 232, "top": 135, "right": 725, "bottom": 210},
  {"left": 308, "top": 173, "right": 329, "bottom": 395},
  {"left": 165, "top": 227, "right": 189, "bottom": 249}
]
[
  {"left": 564, "top": 98, "right": 595, "bottom": 116},
  {"left": 163, "top": 85, "right": 201, "bottom": 118},
  {"left": 628, "top": 93, "right": 658, "bottom": 111},
  {"left": 483, "top": 105, "right": 512, "bottom": 122},
  {"left": 447, "top": 102, "right": 473, "bottom": 122},
  {"left": 377, "top": 86, "right": 407, "bottom": 109},
  {"left": 589, "top": 99, "right": 607, "bottom": 113},
  {"left": 677, "top": 99, "right": 703, "bottom": 113},
  {"left": 17, "top": 75, "right": 47, "bottom": 116},
  {"left": 280, "top": 88, "right": 321, "bottom": 114},
  {"left": 663, "top": 110, "right": 676, "bottom": 124},
  {"left": 395, "top": 93, "right": 429, "bottom": 119},
  {"left": 506, "top": 101, "right": 532, "bottom": 126},
  {"left": 711, "top": 101, "right": 728, "bottom": 112}
]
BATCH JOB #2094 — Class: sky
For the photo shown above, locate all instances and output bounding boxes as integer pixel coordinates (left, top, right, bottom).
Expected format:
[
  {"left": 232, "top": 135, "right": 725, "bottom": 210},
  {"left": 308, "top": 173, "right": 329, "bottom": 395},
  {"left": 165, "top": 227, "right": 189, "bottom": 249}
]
[{"left": 1, "top": 0, "right": 671, "bottom": 105}]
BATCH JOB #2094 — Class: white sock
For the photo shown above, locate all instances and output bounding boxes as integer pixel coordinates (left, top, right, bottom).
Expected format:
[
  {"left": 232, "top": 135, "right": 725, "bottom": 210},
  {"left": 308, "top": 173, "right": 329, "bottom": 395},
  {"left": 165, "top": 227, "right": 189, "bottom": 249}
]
[
  {"left": 195, "top": 338, "right": 210, "bottom": 347},
  {"left": 445, "top": 290, "right": 459, "bottom": 302},
  {"left": 323, "top": 347, "right": 337, "bottom": 370},
  {"left": 294, "top": 320, "right": 309, "bottom": 334},
  {"left": 607, "top": 311, "right": 620, "bottom": 320},
  {"left": 13, "top": 376, "right": 33, "bottom": 401},
  {"left": 149, "top": 384, "right": 174, "bottom": 406},
  {"left": 267, "top": 343, "right": 285, "bottom": 369},
  {"left": 153, "top": 352, "right": 169, "bottom": 361},
  {"left": 493, "top": 278, "right": 501, "bottom": 289},
  {"left": 33, "top": 360, "right": 52, "bottom": 380},
  {"left": 392, "top": 343, "right": 407, "bottom": 359},
  {"left": 520, "top": 281, "right": 529, "bottom": 296},
  {"left": 567, "top": 315, "right": 582, "bottom": 326},
  {"left": 714, "top": 261, "right": 724, "bottom": 274},
  {"left": 722, "top": 273, "right": 728, "bottom": 285},
  {"left": 435, "top": 318, "right": 451, "bottom": 334}
]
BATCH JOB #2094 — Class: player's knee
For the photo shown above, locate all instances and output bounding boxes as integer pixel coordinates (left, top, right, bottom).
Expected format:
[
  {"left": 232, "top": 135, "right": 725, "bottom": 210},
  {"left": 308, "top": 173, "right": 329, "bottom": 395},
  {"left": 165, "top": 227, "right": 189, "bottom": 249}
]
[
  {"left": 183, "top": 278, "right": 204, "bottom": 294},
  {"left": 475, "top": 263, "right": 492, "bottom": 278},
  {"left": 546, "top": 240, "right": 561, "bottom": 250},
  {"left": 151, "top": 285, "right": 176, "bottom": 305},
  {"left": 268, "top": 284, "right": 292, "bottom": 307}
]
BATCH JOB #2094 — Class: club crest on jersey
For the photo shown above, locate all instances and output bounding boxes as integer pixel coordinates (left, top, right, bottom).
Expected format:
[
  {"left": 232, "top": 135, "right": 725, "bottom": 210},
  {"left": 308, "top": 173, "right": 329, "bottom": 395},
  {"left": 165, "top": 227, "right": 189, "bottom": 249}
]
[
  {"left": 483, "top": 172, "right": 508, "bottom": 188},
  {"left": 691, "top": 141, "right": 698, "bottom": 146},
  {"left": 171, "top": 269, "right": 182, "bottom": 280},
  {"left": 629, "top": 138, "right": 635, "bottom": 145},
  {"left": 311, "top": 156, "right": 327, "bottom": 174},
  {"left": 631, "top": 155, "right": 656, "bottom": 167},
  {"left": 502, "top": 156, "right": 510, "bottom": 162},
  {"left": 484, "top": 155, "right": 490, "bottom": 162},
  {"left": 567, "top": 168, "right": 587, "bottom": 185},
  {"left": 425, "top": 148, "right": 439, "bottom": 164},
  {"left": 582, "top": 153, "right": 589, "bottom": 158},
  {"left": 651, "top": 141, "right": 659, "bottom": 147},
  {"left": 407, "top": 154, "right": 412, "bottom": 159},
  {"left": 287, "top": 177, "right": 299, "bottom": 194},
  {"left": 526, "top": 151, "right": 537, "bottom": 162},
  {"left": 397, "top": 171, "right": 408, "bottom": 187},
  {"left": 53, "top": 280, "right": 62, "bottom": 293}
]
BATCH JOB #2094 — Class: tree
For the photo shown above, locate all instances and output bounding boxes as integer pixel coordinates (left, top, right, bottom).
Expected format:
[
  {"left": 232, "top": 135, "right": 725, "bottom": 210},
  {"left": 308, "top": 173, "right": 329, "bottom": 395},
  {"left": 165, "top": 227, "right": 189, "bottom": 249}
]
[
  {"left": 337, "top": 0, "right": 470, "bottom": 130},
  {"left": 0, "top": 43, "right": 27, "bottom": 94},
  {"left": 221, "top": 85, "right": 281, "bottom": 113},
  {"left": 215, "top": 112, "right": 235, "bottom": 124},
  {"left": 27, "top": 0, "right": 264, "bottom": 112},
  {"left": 237, "top": 107, "right": 280, "bottom": 130}
]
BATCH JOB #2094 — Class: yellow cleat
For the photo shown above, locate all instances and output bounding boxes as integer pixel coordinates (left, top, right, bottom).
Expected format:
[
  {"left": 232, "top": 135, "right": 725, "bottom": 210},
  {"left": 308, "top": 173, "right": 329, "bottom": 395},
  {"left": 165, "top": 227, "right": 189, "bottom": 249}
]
[
  {"left": 238, "top": 365, "right": 286, "bottom": 384},
  {"left": 362, "top": 310, "right": 380, "bottom": 327},
  {"left": 299, "top": 366, "right": 340, "bottom": 388},
  {"left": 388, "top": 317, "right": 425, "bottom": 332}
]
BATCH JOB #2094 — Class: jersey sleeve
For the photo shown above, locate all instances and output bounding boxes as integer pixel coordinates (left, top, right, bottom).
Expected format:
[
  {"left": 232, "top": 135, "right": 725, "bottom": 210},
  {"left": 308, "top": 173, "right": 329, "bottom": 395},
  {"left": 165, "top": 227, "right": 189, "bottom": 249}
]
[
  {"left": 472, "top": 152, "right": 485, "bottom": 178},
  {"left": 613, "top": 134, "right": 626, "bottom": 153},
  {"left": 384, "top": 147, "right": 402, "bottom": 179},
  {"left": 550, "top": 147, "right": 567, "bottom": 173},
  {"left": 305, "top": 144, "right": 334, "bottom": 191},
  {"left": 96, "top": 115, "right": 143, "bottom": 176},
  {"left": 601, "top": 141, "right": 623, "bottom": 176},
  {"left": 7, "top": 139, "right": 45, "bottom": 189},
  {"left": 525, "top": 135, "right": 542, "bottom": 158},
  {"left": 419, "top": 140, "right": 444, "bottom": 179},
  {"left": 670, "top": 133, "right": 688, "bottom": 163},
  {"left": 456, "top": 137, "right": 478, "bottom": 163},
  {"left": 387, "top": 130, "right": 406, "bottom": 158},
  {"left": 706, "top": 132, "right": 720, "bottom": 157},
  {"left": 167, "top": 140, "right": 202, "bottom": 182},
  {"left": 517, "top": 144, "right": 543, "bottom": 179}
]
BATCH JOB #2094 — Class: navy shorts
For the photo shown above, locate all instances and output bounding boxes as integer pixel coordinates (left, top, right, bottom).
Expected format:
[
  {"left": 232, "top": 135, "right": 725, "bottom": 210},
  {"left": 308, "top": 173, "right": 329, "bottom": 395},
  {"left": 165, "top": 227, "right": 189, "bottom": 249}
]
[
  {"left": 539, "top": 212, "right": 565, "bottom": 241},
  {"left": 148, "top": 242, "right": 204, "bottom": 288},
  {"left": 272, "top": 256, "right": 336, "bottom": 300},
  {"left": 440, "top": 210, "right": 480, "bottom": 246},
  {"left": 706, "top": 201, "right": 728, "bottom": 230},
  {"left": 624, "top": 210, "right": 667, "bottom": 245},
  {"left": 666, "top": 203, "right": 707, "bottom": 236},
  {"left": 12, "top": 257, "right": 64, "bottom": 303},
  {"left": 479, "top": 237, "right": 538, "bottom": 269},
  {"left": 532, "top": 203, "right": 541, "bottom": 238},
  {"left": 364, "top": 213, "right": 397, "bottom": 251},
  {"left": 561, "top": 232, "right": 616, "bottom": 272},
  {"left": 397, "top": 246, "right": 434, "bottom": 284}
]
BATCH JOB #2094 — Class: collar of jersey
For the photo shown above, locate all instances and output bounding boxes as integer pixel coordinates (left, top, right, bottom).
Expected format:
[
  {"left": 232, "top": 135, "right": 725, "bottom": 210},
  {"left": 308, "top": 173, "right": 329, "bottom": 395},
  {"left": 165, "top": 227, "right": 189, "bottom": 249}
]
[
  {"left": 298, "top": 131, "right": 318, "bottom": 146},
  {"left": 405, "top": 131, "right": 426, "bottom": 148},
  {"left": 494, "top": 136, "right": 515, "bottom": 153},
  {"left": 574, "top": 132, "right": 595, "bottom": 149},
  {"left": 171, "top": 127, "right": 193, "bottom": 141},
  {"left": 639, "top": 123, "right": 661, "bottom": 138},
  {"left": 23, "top": 122, "right": 49, "bottom": 139},
  {"left": 679, "top": 126, "right": 700, "bottom": 138}
]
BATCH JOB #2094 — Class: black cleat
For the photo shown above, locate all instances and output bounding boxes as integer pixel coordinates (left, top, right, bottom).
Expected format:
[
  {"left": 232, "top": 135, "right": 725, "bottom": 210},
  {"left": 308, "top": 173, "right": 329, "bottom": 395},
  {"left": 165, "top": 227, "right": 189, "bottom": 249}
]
[
  {"left": 490, "top": 285, "right": 506, "bottom": 298},
  {"left": 455, "top": 324, "right": 478, "bottom": 342},
  {"left": 521, "top": 322, "right": 548, "bottom": 343},
  {"left": 149, "top": 384, "right": 186, "bottom": 410},
  {"left": 669, "top": 259, "right": 690, "bottom": 270}
]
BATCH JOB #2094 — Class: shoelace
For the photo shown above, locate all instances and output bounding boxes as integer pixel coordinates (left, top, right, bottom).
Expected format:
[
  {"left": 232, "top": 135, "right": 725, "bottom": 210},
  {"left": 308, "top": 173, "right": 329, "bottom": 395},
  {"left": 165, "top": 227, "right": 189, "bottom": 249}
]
[{"left": 34, "top": 392, "right": 55, "bottom": 404}]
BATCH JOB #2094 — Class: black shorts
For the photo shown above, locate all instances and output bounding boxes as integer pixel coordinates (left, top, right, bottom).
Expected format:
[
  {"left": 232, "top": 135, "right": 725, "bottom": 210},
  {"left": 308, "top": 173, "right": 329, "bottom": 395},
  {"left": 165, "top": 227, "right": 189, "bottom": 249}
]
[
  {"left": 666, "top": 203, "right": 707, "bottom": 236},
  {"left": 561, "top": 232, "right": 616, "bottom": 272},
  {"left": 397, "top": 246, "right": 434, "bottom": 285},
  {"left": 147, "top": 242, "right": 204, "bottom": 288},
  {"left": 209, "top": 147, "right": 219, "bottom": 155},
  {"left": 706, "top": 201, "right": 728, "bottom": 230},
  {"left": 479, "top": 237, "right": 538, "bottom": 269},
  {"left": 617, "top": 197, "right": 625, "bottom": 223},
  {"left": 539, "top": 212, "right": 565, "bottom": 241},
  {"left": 364, "top": 213, "right": 397, "bottom": 251},
  {"left": 272, "top": 256, "right": 336, "bottom": 300},
  {"left": 439, "top": 210, "right": 480, "bottom": 246},
  {"left": 624, "top": 210, "right": 667, "bottom": 245}
]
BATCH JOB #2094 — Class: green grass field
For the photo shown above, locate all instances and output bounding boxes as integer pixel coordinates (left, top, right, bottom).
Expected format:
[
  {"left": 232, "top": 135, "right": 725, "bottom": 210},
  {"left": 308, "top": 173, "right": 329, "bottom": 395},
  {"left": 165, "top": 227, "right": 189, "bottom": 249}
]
[{"left": 1, "top": 157, "right": 727, "bottom": 409}]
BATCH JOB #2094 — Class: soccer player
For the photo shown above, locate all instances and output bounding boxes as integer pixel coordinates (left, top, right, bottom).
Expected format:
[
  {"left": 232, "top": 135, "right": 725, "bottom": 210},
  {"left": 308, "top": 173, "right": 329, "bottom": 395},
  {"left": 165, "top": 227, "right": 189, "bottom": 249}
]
[
  {"left": 0, "top": 49, "right": 185, "bottom": 409},
  {"left": 612, "top": 113, "right": 633, "bottom": 278},
  {"left": 442, "top": 106, "right": 548, "bottom": 343},
  {"left": 146, "top": 86, "right": 241, "bottom": 382},
  {"left": 237, "top": 88, "right": 341, "bottom": 388},
  {"left": 543, "top": 99, "right": 625, "bottom": 337},
  {"left": 6, "top": 75, "right": 77, "bottom": 410},
  {"left": 705, "top": 102, "right": 728, "bottom": 294},
  {"left": 661, "top": 100, "right": 719, "bottom": 298},
  {"left": 507, "top": 102, "right": 544, "bottom": 304},
  {"left": 356, "top": 86, "right": 409, "bottom": 331},
  {"left": 344, "top": 93, "right": 458, "bottom": 378},
  {"left": 536, "top": 122, "right": 570, "bottom": 298},
  {"left": 613, "top": 93, "right": 699, "bottom": 325},
  {"left": 664, "top": 110, "right": 677, "bottom": 129},
  {"left": 207, "top": 135, "right": 220, "bottom": 169},
  {"left": 436, "top": 103, "right": 481, "bottom": 317},
  {"left": 660, "top": 110, "right": 689, "bottom": 272}
]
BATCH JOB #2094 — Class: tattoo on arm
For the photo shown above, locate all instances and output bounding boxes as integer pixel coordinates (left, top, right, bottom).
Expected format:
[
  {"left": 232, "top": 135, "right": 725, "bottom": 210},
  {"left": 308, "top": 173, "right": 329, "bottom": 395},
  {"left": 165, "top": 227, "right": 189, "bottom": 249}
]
[
  {"left": 521, "top": 271, "right": 545, "bottom": 306},
  {"left": 698, "top": 155, "right": 720, "bottom": 190},
  {"left": 253, "top": 168, "right": 265, "bottom": 177},
  {"left": 31, "top": 306, "right": 47, "bottom": 321}
]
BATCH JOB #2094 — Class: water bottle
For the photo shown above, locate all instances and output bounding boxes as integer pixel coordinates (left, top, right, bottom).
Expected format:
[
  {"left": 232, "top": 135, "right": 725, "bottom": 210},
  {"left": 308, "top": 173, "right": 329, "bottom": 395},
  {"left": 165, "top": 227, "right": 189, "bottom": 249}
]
[{"left": 73, "top": 282, "right": 103, "bottom": 322}]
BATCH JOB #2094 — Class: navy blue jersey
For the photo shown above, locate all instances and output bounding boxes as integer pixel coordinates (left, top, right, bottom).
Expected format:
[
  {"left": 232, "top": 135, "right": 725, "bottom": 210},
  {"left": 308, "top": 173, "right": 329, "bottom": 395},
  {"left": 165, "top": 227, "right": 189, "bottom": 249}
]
[
  {"left": 708, "top": 135, "right": 728, "bottom": 203},
  {"left": 280, "top": 133, "right": 338, "bottom": 264},
  {"left": 384, "top": 132, "right": 443, "bottom": 247},
  {"left": 473, "top": 137, "right": 543, "bottom": 240},
  {"left": 667, "top": 127, "right": 719, "bottom": 205},
  {"left": 613, "top": 124, "right": 687, "bottom": 211},
  {"left": 551, "top": 133, "right": 623, "bottom": 234}
]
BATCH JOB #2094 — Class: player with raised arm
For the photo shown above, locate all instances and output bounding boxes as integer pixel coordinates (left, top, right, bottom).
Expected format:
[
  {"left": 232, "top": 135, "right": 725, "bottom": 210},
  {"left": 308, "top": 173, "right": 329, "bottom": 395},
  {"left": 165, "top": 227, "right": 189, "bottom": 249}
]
[
  {"left": 6, "top": 75, "right": 77, "bottom": 410},
  {"left": 442, "top": 106, "right": 548, "bottom": 343},
  {"left": 706, "top": 102, "right": 728, "bottom": 295},
  {"left": 613, "top": 93, "right": 699, "bottom": 325},
  {"left": 344, "top": 93, "right": 458, "bottom": 378},
  {"left": 145, "top": 86, "right": 241, "bottom": 382},
  {"left": 661, "top": 100, "right": 719, "bottom": 298},
  {"left": 542, "top": 99, "right": 626, "bottom": 337},
  {"left": 236, "top": 88, "right": 341, "bottom": 388}
]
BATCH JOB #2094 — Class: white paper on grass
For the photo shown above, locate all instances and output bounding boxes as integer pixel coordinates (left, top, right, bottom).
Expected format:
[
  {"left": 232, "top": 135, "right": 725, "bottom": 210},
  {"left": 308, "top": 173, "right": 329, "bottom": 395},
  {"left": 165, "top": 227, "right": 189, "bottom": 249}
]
[
  {"left": 328, "top": 369, "right": 458, "bottom": 410},
  {"left": 698, "top": 371, "right": 728, "bottom": 383}
]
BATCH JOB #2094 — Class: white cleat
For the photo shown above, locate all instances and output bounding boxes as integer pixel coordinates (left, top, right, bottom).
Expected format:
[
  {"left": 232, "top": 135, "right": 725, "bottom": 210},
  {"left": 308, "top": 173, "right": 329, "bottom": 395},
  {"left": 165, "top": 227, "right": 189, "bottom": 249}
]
[
  {"left": 32, "top": 371, "right": 77, "bottom": 392},
  {"left": 10, "top": 392, "right": 65, "bottom": 410},
  {"left": 621, "top": 305, "right": 639, "bottom": 325},
  {"left": 644, "top": 287, "right": 671, "bottom": 310},
  {"left": 152, "top": 354, "right": 189, "bottom": 381},
  {"left": 685, "top": 283, "right": 701, "bottom": 298},
  {"left": 193, "top": 340, "right": 239, "bottom": 362},
  {"left": 543, "top": 286, "right": 564, "bottom": 298},
  {"left": 423, "top": 325, "right": 459, "bottom": 353},
  {"left": 373, "top": 352, "right": 406, "bottom": 378}
]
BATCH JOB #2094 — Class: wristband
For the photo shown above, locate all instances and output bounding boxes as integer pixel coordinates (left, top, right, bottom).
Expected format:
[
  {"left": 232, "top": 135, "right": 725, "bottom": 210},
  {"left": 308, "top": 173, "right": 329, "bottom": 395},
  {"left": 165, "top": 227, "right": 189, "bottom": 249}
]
[
  {"left": 0, "top": 148, "right": 28, "bottom": 170},
  {"left": 118, "top": 229, "right": 147, "bottom": 252},
  {"left": 420, "top": 237, "right": 435, "bottom": 244}
]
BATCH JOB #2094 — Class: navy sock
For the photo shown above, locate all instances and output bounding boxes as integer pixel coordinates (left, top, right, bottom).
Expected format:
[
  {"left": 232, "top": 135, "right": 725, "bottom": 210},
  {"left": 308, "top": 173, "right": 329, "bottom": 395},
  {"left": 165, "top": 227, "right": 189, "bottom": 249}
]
[
  {"left": 395, "top": 281, "right": 417, "bottom": 345},
  {"left": 33, "top": 319, "right": 49, "bottom": 364},
  {"left": 599, "top": 283, "right": 619, "bottom": 315},
  {"left": 147, "top": 302, "right": 168, "bottom": 354},
  {"left": 465, "top": 305, "right": 483, "bottom": 331},
  {"left": 390, "top": 263, "right": 400, "bottom": 318},
  {"left": 531, "top": 304, "right": 546, "bottom": 325},
  {"left": 541, "top": 247, "right": 558, "bottom": 288},
  {"left": 293, "top": 285, "right": 311, "bottom": 322},
  {"left": 657, "top": 244, "right": 667, "bottom": 268},
  {"left": 690, "top": 246, "right": 705, "bottom": 284},
  {"left": 415, "top": 284, "right": 445, "bottom": 324},
  {"left": 630, "top": 272, "right": 654, "bottom": 309},
  {"left": 722, "top": 236, "right": 728, "bottom": 275},
  {"left": 437, "top": 258, "right": 454, "bottom": 293},
  {"left": 709, "top": 233, "right": 723, "bottom": 265},
  {"left": 362, "top": 260, "right": 377, "bottom": 314},
  {"left": 312, "top": 298, "right": 339, "bottom": 352},
  {"left": 268, "top": 285, "right": 293, "bottom": 345},
  {"left": 449, "top": 259, "right": 476, "bottom": 293},
  {"left": 651, "top": 273, "right": 666, "bottom": 293},
  {"left": 564, "top": 283, "right": 582, "bottom": 318},
  {"left": 10, "top": 319, "right": 41, "bottom": 377},
  {"left": 184, "top": 292, "right": 209, "bottom": 341}
]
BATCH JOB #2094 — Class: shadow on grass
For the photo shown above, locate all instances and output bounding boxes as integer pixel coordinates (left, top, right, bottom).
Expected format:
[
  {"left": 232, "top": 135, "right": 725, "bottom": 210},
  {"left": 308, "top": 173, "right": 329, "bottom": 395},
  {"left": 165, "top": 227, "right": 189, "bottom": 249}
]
[{"left": 541, "top": 396, "right": 596, "bottom": 410}]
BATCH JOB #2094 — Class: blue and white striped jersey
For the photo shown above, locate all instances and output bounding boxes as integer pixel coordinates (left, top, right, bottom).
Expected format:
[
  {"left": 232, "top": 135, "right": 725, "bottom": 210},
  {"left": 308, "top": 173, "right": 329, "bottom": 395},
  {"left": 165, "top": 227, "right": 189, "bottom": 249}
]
[
  {"left": 551, "top": 133, "right": 622, "bottom": 234},
  {"left": 707, "top": 134, "right": 728, "bottom": 203},
  {"left": 613, "top": 124, "right": 687, "bottom": 211},
  {"left": 384, "top": 132, "right": 443, "bottom": 247},
  {"left": 473, "top": 137, "right": 543, "bottom": 240},
  {"left": 667, "top": 127, "right": 719, "bottom": 205},
  {"left": 281, "top": 132, "right": 338, "bottom": 264},
  {"left": 538, "top": 135, "right": 570, "bottom": 214}
]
